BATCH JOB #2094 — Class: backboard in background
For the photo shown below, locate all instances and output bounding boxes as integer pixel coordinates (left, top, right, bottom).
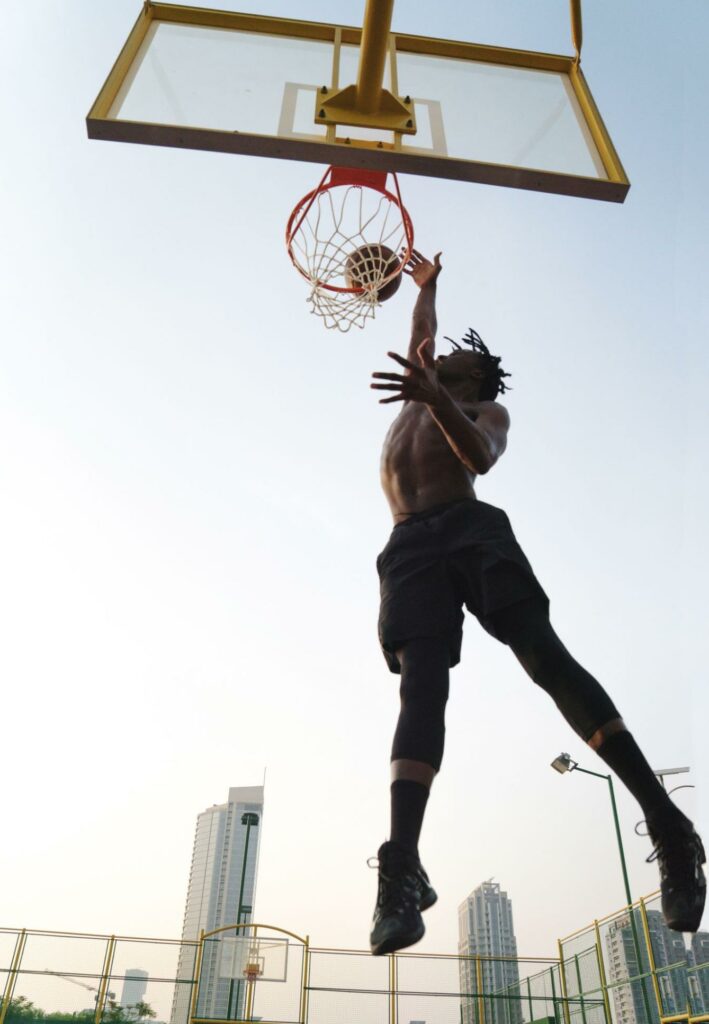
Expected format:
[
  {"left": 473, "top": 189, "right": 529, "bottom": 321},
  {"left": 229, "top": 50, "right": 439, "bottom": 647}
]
[
  {"left": 218, "top": 935, "right": 289, "bottom": 984},
  {"left": 87, "top": 3, "right": 629, "bottom": 203}
]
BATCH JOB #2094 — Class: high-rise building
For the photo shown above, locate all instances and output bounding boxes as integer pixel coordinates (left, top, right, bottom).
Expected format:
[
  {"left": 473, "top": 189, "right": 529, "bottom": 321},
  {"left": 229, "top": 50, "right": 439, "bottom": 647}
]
[
  {"left": 689, "top": 932, "right": 709, "bottom": 1014},
  {"left": 170, "top": 786, "right": 265, "bottom": 1024},
  {"left": 458, "top": 880, "right": 522, "bottom": 1024},
  {"left": 120, "top": 969, "right": 149, "bottom": 1009},
  {"left": 605, "top": 910, "right": 691, "bottom": 1024}
]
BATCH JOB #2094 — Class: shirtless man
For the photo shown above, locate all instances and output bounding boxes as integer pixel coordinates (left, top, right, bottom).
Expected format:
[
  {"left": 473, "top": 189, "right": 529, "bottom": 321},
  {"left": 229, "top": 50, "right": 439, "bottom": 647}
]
[{"left": 368, "top": 249, "right": 706, "bottom": 955}]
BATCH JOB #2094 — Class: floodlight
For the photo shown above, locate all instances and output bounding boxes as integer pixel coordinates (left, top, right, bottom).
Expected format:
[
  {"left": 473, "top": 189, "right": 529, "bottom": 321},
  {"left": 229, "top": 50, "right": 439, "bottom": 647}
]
[{"left": 551, "top": 753, "right": 577, "bottom": 774}]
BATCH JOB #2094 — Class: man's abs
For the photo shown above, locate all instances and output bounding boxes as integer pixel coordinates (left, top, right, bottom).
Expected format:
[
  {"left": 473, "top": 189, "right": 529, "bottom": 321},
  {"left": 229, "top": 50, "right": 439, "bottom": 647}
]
[{"left": 380, "top": 405, "right": 477, "bottom": 520}]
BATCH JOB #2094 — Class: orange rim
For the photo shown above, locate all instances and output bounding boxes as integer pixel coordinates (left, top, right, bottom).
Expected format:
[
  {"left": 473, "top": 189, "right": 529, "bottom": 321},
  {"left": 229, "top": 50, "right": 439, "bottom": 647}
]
[{"left": 285, "top": 166, "right": 414, "bottom": 295}]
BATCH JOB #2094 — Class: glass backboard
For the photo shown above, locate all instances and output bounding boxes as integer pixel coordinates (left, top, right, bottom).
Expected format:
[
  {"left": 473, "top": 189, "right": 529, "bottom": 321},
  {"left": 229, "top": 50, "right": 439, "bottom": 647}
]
[{"left": 87, "top": 3, "right": 629, "bottom": 202}]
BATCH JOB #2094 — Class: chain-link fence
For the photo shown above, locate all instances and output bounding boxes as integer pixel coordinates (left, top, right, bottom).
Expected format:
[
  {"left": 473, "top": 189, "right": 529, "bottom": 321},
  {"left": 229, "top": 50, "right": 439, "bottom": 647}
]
[
  {"left": 558, "top": 893, "right": 707, "bottom": 1024},
  {"left": 2, "top": 901, "right": 707, "bottom": 1024}
]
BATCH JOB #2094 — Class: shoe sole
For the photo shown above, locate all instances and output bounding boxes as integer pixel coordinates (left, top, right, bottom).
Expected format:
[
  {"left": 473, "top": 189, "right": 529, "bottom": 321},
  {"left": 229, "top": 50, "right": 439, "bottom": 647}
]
[
  {"left": 665, "top": 913, "right": 705, "bottom": 932},
  {"left": 420, "top": 889, "right": 437, "bottom": 912},
  {"left": 664, "top": 881, "right": 706, "bottom": 933},
  {"left": 371, "top": 920, "right": 425, "bottom": 956}
]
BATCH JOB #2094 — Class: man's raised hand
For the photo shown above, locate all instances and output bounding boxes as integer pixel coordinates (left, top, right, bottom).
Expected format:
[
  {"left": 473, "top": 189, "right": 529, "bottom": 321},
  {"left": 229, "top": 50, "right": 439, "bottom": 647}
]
[
  {"left": 401, "top": 249, "right": 442, "bottom": 290},
  {"left": 371, "top": 339, "right": 443, "bottom": 406}
]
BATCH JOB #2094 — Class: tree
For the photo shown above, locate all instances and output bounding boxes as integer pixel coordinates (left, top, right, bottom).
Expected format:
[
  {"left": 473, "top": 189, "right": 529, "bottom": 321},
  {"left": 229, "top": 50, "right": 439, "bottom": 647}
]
[
  {"left": 4, "top": 997, "right": 156, "bottom": 1024},
  {"left": 5, "top": 996, "right": 45, "bottom": 1021},
  {"left": 130, "top": 1003, "right": 156, "bottom": 1022}
]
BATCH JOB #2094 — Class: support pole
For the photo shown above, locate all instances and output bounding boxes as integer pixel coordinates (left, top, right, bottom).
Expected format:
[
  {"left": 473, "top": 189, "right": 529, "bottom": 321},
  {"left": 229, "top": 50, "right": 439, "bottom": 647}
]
[
  {"left": 569, "top": 0, "right": 582, "bottom": 61},
  {"left": 356, "top": 0, "right": 396, "bottom": 113}
]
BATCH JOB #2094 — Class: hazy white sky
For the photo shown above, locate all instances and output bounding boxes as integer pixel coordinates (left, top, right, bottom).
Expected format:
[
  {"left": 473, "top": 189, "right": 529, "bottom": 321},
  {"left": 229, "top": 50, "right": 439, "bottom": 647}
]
[{"left": 1, "top": 0, "right": 707, "bottom": 1009}]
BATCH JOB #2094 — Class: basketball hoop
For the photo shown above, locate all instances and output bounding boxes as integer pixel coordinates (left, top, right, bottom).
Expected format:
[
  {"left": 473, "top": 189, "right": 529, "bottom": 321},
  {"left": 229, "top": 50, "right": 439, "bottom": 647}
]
[
  {"left": 286, "top": 166, "right": 414, "bottom": 332},
  {"left": 243, "top": 961, "right": 263, "bottom": 983}
]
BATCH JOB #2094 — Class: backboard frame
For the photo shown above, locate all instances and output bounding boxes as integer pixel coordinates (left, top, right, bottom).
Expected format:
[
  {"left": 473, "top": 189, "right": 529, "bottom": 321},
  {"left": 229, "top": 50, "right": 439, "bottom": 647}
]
[{"left": 87, "top": 2, "right": 629, "bottom": 203}]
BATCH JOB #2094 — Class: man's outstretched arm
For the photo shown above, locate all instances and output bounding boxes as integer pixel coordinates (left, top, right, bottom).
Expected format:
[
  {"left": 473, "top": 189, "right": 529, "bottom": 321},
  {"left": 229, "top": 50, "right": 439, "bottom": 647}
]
[{"left": 404, "top": 250, "right": 442, "bottom": 365}]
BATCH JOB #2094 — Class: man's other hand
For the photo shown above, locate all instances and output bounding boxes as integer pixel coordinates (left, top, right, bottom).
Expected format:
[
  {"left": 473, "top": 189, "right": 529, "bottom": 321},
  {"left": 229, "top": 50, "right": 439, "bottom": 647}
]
[{"left": 371, "top": 340, "right": 444, "bottom": 406}]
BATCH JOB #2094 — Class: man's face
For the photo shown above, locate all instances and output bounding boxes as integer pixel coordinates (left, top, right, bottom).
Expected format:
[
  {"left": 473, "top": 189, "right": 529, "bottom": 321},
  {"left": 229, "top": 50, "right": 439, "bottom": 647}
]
[{"left": 435, "top": 350, "right": 487, "bottom": 389}]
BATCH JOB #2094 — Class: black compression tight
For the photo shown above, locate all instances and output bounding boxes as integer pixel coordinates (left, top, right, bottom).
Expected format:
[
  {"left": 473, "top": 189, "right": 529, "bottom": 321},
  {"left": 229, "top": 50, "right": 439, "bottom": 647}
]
[
  {"left": 494, "top": 599, "right": 621, "bottom": 741},
  {"left": 391, "top": 638, "right": 450, "bottom": 771},
  {"left": 390, "top": 600, "right": 620, "bottom": 771}
]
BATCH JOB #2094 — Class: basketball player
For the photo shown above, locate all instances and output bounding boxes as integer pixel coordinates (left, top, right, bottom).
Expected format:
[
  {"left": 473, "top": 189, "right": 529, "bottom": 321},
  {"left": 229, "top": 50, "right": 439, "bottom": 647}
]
[{"left": 368, "top": 249, "right": 706, "bottom": 955}]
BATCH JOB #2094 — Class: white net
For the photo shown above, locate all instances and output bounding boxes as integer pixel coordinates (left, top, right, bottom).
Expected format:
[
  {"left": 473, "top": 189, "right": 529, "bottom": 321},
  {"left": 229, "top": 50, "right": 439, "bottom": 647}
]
[{"left": 287, "top": 174, "right": 413, "bottom": 332}]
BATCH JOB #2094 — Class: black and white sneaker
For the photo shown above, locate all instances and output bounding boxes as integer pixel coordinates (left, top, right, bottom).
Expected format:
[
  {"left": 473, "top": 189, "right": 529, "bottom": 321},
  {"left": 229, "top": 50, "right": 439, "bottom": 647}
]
[
  {"left": 647, "top": 817, "right": 706, "bottom": 932},
  {"left": 369, "top": 841, "right": 437, "bottom": 956}
]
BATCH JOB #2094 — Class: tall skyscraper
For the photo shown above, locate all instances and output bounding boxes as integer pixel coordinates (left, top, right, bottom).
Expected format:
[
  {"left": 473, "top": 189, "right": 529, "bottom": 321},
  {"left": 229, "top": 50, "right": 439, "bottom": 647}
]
[
  {"left": 688, "top": 932, "right": 709, "bottom": 1015},
  {"left": 170, "top": 786, "right": 265, "bottom": 1024},
  {"left": 605, "top": 910, "right": 692, "bottom": 1024},
  {"left": 458, "top": 880, "right": 522, "bottom": 1024},
  {"left": 120, "top": 969, "right": 149, "bottom": 1009}
]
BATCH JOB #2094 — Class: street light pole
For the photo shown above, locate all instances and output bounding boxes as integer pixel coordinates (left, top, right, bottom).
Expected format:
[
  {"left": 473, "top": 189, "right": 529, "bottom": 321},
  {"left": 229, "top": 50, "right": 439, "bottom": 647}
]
[
  {"left": 551, "top": 754, "right": 633, "bottom": 905},
  {"left": 571, "top": 764, "right": 633, "bottom": 908},
  {"left": 228, "top": 812, "right": 260, "bottom": 1022},
  {"left": 237, "top": 813, "right": 260, "bottom": 928},
  {"left": 550, "top": 754, "right": 654, "bottom": 1024}
]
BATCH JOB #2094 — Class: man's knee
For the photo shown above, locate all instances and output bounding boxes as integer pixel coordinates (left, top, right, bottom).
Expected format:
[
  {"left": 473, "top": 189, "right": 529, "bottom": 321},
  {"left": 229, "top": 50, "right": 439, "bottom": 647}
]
[
  {"left": 397, "top": 636, "right": 451, "bottom": 672},
  {"left": 587, "top": 717, "right": 627, "bottom": 750},
  {"left": 498, "top": 607, "right": 622, "bottom": 743},
  {"left": 490, "top": 598, "right": 552, "bottom": 650},
  {"left": 390, "top": 758, "right": 437, "bottom": 787},
  {"left": 393, "top": 638, "right": 450, "bottom": 772}
]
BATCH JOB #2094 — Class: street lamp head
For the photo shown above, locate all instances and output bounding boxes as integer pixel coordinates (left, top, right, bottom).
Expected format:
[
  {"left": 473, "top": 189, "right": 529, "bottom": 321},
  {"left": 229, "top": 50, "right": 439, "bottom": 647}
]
[
  {"left": 241, "top": 812, "right": 260, "bottom": 826},
  {"left": 551, "top": 752, "right": 578, "bottom": 774}
]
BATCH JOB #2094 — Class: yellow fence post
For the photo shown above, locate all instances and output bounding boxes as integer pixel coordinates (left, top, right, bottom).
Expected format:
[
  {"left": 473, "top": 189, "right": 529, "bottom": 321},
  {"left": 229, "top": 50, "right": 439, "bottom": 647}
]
[
  {"left": 593, "top": 920, "right": 612, "bottom": 1024},
  {"left": 389, "top": 953, "right": 398, "bottom": 1024},
  {"left": 557, "top": 940, "right": 572, "bottom": 1024},
  {"left": 475, "top": 956, "right": 485, "bottom": 1024},
  {"left": 637, "top": 898, "right": 666, "bottom": 1023},
  {"left": 0, "top": 930, "right": 27, "bottom": 1024},
  {"left": 299, "top": 935, "right": 310, "bottom": 1024},
  {"left": 188, "top": 930, "right": 205, "bottom": 1024},
  {"left": 94, "top": 936, "right": 117, "bottom": 1024}
]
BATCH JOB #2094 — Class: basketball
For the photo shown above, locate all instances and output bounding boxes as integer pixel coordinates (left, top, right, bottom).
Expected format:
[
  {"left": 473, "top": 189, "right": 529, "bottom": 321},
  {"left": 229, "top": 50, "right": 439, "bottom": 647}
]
[{"left": 344, "top": 244, "right": 402, "bottom": 303}]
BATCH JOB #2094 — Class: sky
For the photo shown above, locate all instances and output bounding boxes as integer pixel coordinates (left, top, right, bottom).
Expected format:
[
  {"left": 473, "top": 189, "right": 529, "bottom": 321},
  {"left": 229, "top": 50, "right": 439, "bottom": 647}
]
[{"left": 1, "top": 0, "right": 708, "bottom": 1014}]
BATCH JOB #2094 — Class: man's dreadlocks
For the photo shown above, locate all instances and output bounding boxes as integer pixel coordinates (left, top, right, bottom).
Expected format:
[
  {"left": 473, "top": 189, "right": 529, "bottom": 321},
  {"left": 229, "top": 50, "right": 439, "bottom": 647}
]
[{"left": 443, "top": 328, "right": 512, "bottom": 402}]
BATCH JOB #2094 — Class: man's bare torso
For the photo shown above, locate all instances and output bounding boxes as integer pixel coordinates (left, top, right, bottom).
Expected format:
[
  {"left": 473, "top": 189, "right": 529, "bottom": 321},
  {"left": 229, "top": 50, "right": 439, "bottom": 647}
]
[
  {"left": 371, "top": 250, "right": 509, "bottom": 523},
  {"left": 380, "top": 401, "right": 482, "bottom": 520}
]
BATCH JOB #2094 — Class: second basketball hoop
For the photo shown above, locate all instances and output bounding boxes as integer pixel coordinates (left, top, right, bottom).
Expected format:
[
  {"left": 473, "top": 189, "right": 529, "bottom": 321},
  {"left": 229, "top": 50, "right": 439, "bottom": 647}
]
[{"left": 286, "top": 166, "right": 414, "bottom": 332}]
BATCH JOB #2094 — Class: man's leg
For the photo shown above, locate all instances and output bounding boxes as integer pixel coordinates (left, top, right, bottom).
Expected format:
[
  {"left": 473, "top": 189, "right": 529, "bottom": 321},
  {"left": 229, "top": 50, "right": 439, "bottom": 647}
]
[
  {"left": 492, "top": 599, "right": 673, "bottom": 820},
  {"left": 492, "top": 598, "right": 706, "bottom": 931},
  {"left": 370, "top": 637, "right": 449, "bottom": 955},
  {"left": 390, "top": 637, "right": 450, "bottom": 852}
]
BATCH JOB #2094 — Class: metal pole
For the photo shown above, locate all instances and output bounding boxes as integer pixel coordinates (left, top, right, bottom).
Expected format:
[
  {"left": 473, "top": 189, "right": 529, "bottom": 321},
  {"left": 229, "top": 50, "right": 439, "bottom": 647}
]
[
  {"left": 94, "top": 937, "right": 117, "bottom": 1024},
  {"left": 572, "top": 767, "right": 632, "bottom": 905},
  {"left": 237, "top": 817, "right": 254, "bottom": 927},
  {"left": 355, "top": 0, "right": 395, "bottom": 113},
  {"left": 572, "top": 767, "right": 653, "bottom": 1024},
  {"left": 389, "top": 952, "right": 398, "bottom": 1024},
  {"left": 0, "top": 930, "right": 27, "bottom": 1024},
  {"left": 569, "top": 0, "right": 582, "bottom": 60},
  {"left": 189, "top": 931, "right": 206, "bottom": 1024},
  {"left": 234, "top": 814, "right": 257, "bottom": 1021},
  {"left": 573, "top": 954, "right": 588, "bottom": 1024},
  {"left": 605, "top": 775, "right": 633, "bottom": 908},
  {"left": 593, "top": 920, "right": 612, "bottom": 1024}
]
